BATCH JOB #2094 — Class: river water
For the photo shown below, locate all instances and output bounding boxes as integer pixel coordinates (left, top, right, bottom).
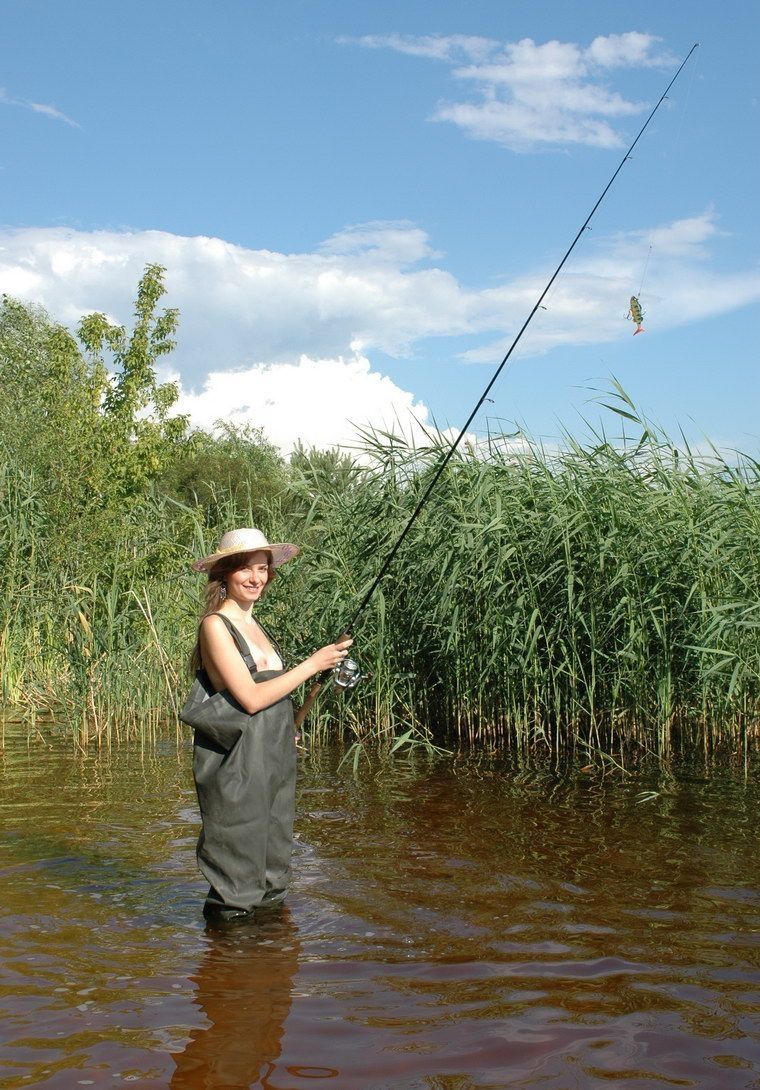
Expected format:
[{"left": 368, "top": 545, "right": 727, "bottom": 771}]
[{"left": 0, "top": 733, "right": 758, "bottom": 1089}]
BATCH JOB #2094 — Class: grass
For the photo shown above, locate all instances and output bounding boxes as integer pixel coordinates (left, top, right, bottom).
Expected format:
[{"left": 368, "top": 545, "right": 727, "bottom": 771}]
[{"left": 1, "top": 397, "right": 758, "bottom": 760}]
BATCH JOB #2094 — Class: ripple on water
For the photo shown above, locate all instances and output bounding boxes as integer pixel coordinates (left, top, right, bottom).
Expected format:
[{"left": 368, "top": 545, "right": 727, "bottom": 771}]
[{"left": 0, "top": 740, "right": 758, "bottom": 1088}]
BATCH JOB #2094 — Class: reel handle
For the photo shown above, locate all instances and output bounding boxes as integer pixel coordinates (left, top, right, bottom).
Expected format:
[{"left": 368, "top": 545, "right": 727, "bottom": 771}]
[{"left": 293, "top": 632, "right": 351, "bottom": 730}]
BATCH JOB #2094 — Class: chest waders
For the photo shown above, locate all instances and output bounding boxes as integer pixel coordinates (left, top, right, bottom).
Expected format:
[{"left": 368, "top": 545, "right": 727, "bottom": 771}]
[{"left": 192, "top": 614, "right": 297, "bottom": 920}]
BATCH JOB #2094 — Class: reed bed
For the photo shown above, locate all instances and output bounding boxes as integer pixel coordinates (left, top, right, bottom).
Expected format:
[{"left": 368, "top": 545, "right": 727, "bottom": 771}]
[{"left": 1, "top": 416, "right": 758, "bottom": 759}]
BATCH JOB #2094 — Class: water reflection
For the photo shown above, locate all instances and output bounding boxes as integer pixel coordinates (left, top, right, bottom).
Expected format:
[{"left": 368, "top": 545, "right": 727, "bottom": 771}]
[
  {"left": 171, "top": 909, "right": 299, "bottom": 1090},
  {"left": 0, "top": 734, "right": 758, "bottom": 1088}
]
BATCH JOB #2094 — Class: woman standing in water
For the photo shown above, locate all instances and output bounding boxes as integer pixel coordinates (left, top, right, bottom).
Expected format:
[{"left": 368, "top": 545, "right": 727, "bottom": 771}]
[{"left": 190, "top": 527, "right": 352, "bottom": 923}]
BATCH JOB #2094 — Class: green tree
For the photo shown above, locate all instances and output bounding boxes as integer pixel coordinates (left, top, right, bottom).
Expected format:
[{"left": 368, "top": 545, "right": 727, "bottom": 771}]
[
  {"left": 0, "top": 296, "right": 105, "bottom": 520},
  {"left": 159, "top": 421, "right": 288, "bottom": 526},
  {"left": 77, "top": 263, "right": 188, "bottom": 499}
]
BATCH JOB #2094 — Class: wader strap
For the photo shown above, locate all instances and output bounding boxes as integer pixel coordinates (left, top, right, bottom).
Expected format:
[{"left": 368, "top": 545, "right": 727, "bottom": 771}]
[{"left": 209, "top": 613, "right": 257, "bottom": 669}]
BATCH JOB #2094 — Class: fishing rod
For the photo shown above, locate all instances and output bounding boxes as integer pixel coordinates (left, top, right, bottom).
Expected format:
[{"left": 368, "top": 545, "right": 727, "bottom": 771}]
[{"left": 295, "top": 42, "right": 699, "bottom": 729}]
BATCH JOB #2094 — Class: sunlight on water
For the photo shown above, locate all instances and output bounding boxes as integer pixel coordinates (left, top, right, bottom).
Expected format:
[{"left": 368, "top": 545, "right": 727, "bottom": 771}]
[{"left": 0, "top": 734, "right": 758, "bottom": 1089}]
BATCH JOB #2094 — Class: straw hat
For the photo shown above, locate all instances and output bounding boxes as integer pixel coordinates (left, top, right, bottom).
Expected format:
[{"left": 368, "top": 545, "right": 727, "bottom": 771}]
[{"left": 192, "top": 528, "right": 300, "bottom": 572}]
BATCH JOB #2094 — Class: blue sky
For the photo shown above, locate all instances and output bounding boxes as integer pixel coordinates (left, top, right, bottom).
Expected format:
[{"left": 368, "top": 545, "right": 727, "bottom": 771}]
[{"left": 1, "top": 0, "right": 758, "bottom": 455}]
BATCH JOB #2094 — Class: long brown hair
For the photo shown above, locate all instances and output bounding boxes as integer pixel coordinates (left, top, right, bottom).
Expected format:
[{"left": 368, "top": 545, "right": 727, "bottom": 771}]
[{"left": 190, "top": 551, "right": 276, "bottom": 673}]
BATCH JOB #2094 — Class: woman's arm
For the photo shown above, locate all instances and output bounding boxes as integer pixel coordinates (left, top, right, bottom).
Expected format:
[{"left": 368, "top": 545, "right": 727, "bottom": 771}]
[{"left": 199, "top": 615, "right": 352, "bottom": 714}]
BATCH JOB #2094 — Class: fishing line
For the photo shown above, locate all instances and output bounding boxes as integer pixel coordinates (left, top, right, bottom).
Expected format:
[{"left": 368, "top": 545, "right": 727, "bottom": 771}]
[
  {"left": 632, "top": 47, "right": 697, "bottom": 307},
  {"left": 295, "top": 42, "right": 699, "bottom": 724},
  {"left": 638, "top": 242, "right": 653, "bottom": 297}
]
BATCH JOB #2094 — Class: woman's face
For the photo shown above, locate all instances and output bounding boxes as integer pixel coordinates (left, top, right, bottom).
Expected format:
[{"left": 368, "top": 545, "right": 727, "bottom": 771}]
[{"left": 226, "top": 551, "right": 271, "bottom": 604}]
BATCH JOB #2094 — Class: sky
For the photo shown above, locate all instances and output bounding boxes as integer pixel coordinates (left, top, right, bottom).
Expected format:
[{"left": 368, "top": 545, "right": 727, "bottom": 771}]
[{"left": 1, "top": 0, "right": 758, "bottom": 457}]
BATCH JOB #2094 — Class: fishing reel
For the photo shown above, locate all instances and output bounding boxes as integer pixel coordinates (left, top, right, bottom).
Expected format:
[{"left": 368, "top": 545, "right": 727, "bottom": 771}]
[{"left": 332, "top": 656, "right": 362, "bottom": 690}]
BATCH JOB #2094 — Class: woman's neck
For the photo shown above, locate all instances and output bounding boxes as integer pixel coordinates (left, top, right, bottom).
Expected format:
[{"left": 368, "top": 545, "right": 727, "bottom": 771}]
[{"left": 220, "top": 598, "right": 255, "bottom": 623}]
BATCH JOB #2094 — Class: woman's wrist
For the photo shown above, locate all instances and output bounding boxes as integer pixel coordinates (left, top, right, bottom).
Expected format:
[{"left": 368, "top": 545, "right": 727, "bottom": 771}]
[{"left": 295, "top": 656, "right": 316, "bottom": 682}]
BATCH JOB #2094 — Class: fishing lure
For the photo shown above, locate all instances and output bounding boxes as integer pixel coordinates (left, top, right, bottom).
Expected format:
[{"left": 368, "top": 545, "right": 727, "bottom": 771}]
[{"left": 628, "top": 295, "right": 645, "bottom": 335}]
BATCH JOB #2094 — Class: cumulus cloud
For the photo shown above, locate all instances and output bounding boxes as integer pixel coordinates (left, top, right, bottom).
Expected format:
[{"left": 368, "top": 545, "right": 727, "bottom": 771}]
[
  {"left": 586, "top": 31, "right": 671, "bottom": 69},
  {"left": 0, "top": 222, "right": 464, "bottom": 452},
  {"left": 632, "top": 210, "right": 722, "bottom": 258},
  {"left": 346, "top": 31, "right": 678, "bottom": 150},
  {"left": 170, "top": 353, "right": 437, "bottom": 454},
  {"left": 0, "top": 87, "right": 79, "bottom": 128},
  {"left": 0, "top": 215, "right": 757, "bottom": 450},
  {"left": 0, "top": 223, "right": 482, "bottom": 377}
]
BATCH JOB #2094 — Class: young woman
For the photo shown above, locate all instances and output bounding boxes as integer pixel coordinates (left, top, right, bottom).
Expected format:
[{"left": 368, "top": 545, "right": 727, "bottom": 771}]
[{"left": 190, "top": 527, "right": 352, "bottom": 923}]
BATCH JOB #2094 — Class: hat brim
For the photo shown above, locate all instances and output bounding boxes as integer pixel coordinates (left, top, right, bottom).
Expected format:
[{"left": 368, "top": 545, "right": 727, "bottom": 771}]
[{"left": 192, "top": 543, "right": 300, "bottom": 573}]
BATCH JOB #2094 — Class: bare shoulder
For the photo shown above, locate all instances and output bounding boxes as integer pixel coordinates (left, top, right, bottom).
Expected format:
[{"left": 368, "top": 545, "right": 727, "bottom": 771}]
[
  {"left": 201, "top": 613, "right": 228, "bottom": 631},
  {"left": 200, "top": 613, "right": 234, "bottom": 644}
]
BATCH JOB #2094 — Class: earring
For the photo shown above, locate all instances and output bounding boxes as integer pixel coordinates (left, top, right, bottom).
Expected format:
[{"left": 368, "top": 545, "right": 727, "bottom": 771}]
[{"left": 219, "top": 584, "right": 227, "bottom": 600}]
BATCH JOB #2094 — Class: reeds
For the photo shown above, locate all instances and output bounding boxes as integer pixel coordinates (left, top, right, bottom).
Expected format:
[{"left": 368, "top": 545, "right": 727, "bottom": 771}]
[
  {"left": 292, "top": 407, "right": 760, "bottom": 759},
  {"left": 1, "top": 407, "right": 758, "bottom": 758}
]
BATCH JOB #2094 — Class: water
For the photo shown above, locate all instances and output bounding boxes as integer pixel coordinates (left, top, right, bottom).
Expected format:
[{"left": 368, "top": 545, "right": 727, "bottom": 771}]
[{"left": 0, "top": 733, "right": 758, "bottom": 1089}]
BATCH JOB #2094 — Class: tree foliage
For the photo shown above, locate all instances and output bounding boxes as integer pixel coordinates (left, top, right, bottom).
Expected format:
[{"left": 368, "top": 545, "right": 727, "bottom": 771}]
[
  {"left": 76, "top": 263, "right": 188, "bottom": 498},
  {"left": 158, "top": 421, "right": 287, "bottom": 525},
  {"left": 1, "top": 265, "right": 189, "bottom": 514},
  {"left": 0, "top": 264, "right": 346, "bottom": 567}
]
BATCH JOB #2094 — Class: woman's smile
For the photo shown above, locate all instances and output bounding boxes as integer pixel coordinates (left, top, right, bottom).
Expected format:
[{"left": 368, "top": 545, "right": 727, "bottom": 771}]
[{"left": 226, "top": 552, "right": 271, "bottom": 602}]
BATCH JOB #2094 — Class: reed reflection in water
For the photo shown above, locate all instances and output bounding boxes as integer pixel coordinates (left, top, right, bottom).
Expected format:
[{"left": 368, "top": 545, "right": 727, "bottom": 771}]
[{"left": 0, "top": 736, "right": 757, "bottom": 1089}]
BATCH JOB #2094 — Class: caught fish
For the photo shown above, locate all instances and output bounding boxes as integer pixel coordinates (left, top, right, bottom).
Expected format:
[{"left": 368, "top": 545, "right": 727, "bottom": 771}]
[{"left": 627, "top": 295, "right": 645, "bottom": 335}]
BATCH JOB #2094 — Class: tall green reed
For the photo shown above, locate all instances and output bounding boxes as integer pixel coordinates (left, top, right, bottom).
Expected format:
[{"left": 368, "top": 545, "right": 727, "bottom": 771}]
[{"left": 1, "top": 403, "right": 758, "bottom": 758}]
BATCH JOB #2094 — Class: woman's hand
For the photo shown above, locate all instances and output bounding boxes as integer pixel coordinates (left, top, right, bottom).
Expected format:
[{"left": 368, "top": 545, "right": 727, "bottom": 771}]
[{"left": 307, "top": 637, "right": 353, "bottom": 675}]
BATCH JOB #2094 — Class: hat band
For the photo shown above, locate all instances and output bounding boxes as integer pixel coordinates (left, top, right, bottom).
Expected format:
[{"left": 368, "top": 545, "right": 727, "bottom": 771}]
[{"left": 215, "top": 543, "right": 272, "bottom": 556}]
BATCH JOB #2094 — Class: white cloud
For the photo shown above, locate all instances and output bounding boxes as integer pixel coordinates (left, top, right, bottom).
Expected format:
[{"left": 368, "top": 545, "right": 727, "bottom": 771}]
[
  {"left": 462, "top": 212, "right": 760, "bottom": 362},
  {"left": 319, "top": 220, "right": 436, "bottom": 264},
  {"left": 0, "top": 223, "right": 464, "bottom": 452},
  {"left": 344, "top": 33, "right": 496, "bottom": 64},
  {"left": 0, "top": 214, "right": 757, "bottom": 450},
  {"left": 345, "top": 31, "right": 678, "bottom": 150},
  {"left": 0, "top": 88, "right": 80, "bottom": 128},
  {"left": 633, "top": 210, "right": 722, "bottom": 258},
  {"left": 586, "top": 31, "right": 672, "bottom": 69},
  {"left": 0, "top": 224, "right": 482, "bottom": 376},
  {"left": 171, "top": 353, "right": 437, "bottom": 454}
]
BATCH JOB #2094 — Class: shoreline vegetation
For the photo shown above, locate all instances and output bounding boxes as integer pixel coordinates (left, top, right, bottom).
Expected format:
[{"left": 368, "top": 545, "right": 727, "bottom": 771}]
[{"left": 1, "top": 267, "right": 758, "bottom": 761}]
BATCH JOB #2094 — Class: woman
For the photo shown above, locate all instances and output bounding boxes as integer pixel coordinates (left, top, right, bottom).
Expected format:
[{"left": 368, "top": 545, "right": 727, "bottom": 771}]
[{"left": 190, "top": 527, "right": 352, "bottom": 923}]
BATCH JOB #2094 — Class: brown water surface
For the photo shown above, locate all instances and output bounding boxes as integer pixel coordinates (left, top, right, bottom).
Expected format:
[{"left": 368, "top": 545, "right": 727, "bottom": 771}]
[{"left": 0, "top": 734, "right": 758, "bottom": 1089}]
